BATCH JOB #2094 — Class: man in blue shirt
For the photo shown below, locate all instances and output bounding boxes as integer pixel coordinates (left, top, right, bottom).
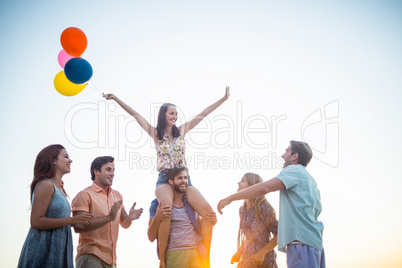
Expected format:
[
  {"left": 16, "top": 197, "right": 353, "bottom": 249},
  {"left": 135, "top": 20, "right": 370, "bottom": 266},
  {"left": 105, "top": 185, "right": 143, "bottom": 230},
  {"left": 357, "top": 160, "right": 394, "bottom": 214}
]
[
  {"left": 217, "top": 141, "right": 325, "bottom": 268},
  {"left": 148, "top": 166, "right": 217, "bottom": 268}
]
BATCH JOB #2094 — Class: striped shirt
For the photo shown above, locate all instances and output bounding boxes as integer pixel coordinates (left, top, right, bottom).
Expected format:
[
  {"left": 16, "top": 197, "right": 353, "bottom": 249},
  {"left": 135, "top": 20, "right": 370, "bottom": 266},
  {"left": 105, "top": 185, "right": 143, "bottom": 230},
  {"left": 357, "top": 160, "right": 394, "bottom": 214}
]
[{"left": 167, "top": 206, "right": 200, "bottom": 251}]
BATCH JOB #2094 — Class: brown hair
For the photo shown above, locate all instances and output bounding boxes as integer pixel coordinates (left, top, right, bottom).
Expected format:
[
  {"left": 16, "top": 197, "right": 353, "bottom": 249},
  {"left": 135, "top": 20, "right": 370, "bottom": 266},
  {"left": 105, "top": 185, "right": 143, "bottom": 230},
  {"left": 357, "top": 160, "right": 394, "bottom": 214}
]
[
  {"left": 290, "top": 140, "right": 313, "bottom": 167},
  {"left": 90, "top": 156, "right": 114, "bottom": 181},
  {"left": 30, "top": 144, "right": 67, "bottom": 202},
  {"left": 167, "top": 165, "right": 187, "bottom": 182}
]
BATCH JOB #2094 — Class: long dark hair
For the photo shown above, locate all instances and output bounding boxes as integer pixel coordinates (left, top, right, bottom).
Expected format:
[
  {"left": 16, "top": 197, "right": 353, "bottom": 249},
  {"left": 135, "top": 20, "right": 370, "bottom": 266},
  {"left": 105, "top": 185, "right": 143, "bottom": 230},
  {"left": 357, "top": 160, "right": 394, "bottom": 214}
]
[
  {"left": 156, "top": 103, "right": 181, "bottom": 140},
  {"left": 30, "top": 144, "right": 67, "bottom": 202}
]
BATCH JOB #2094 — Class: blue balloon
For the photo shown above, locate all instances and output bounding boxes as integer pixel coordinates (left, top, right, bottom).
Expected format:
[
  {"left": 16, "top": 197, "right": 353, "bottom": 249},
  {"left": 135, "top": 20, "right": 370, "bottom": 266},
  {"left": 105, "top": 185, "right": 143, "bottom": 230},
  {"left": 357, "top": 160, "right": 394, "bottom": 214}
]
[{"left": 64, "top": 58, "right": 93, "bottom": 84}]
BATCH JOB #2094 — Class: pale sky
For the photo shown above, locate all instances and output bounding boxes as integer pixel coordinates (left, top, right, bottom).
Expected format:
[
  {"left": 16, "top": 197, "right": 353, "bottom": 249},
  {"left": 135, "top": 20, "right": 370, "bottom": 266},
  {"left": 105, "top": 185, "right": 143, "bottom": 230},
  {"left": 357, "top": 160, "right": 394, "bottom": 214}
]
[{"left": 1, "top": 1, "right": 402, "bottom": 267}]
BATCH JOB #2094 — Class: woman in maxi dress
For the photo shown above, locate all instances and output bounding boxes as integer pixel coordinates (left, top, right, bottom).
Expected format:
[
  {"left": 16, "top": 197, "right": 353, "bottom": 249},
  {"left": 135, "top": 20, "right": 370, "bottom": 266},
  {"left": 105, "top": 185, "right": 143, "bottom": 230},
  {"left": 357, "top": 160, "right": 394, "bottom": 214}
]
[{"left": 231, "top": 173, "right": 278, "bottom": 268}]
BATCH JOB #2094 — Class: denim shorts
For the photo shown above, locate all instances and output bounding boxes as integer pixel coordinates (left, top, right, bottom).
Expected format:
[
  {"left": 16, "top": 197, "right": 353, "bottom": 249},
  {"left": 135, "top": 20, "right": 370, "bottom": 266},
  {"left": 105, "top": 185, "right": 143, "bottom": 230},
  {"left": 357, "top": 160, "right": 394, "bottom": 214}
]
[{"left": 156, "top": 169, "right": 193, "bottom": 187}]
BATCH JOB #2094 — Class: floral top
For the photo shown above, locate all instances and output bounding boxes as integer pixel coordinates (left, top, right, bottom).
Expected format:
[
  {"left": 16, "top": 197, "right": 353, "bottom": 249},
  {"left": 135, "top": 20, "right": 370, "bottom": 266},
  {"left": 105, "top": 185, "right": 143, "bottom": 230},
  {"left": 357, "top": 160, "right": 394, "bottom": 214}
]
[
  {"left": 156, "top": 132, "right": 187, "bottom": 171},
  {"left": 237, "top": 202, "right": 278, "bottom": 268}
]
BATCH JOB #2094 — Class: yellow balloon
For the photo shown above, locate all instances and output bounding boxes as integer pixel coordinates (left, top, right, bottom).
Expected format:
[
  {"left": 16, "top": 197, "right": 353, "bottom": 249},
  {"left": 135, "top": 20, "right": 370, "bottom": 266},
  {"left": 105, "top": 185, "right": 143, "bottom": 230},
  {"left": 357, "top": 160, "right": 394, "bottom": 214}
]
[{"left": 54, "top": 70, "right": 86, "bottom": 96}]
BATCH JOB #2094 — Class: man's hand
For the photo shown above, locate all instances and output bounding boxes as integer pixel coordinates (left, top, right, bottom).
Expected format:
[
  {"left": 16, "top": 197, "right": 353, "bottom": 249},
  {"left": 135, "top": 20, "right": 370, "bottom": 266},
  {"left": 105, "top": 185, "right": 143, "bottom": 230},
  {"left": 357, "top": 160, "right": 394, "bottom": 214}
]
[
  {"left": 128, "top": 202, "right": 143, "bottom": 220},
  {"left": 217, "top": 197, "right": 232, "bottom": 214},
  {"left": 108, "top": 200, "right": 122, "bottom": 221},
  {"left": 155, "top": 203, "right": 171, "bottom": 221},
  {"left": 204, "top": 211, "right": 217, "bottom": 226}
]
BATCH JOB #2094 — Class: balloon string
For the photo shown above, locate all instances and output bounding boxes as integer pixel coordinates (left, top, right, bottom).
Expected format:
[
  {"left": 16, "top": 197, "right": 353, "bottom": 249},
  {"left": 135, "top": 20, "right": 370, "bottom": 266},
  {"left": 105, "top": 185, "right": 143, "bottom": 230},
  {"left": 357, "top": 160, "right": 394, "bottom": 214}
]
[{"left": 87, "top": 81, "right": 103, "bottom": 96}]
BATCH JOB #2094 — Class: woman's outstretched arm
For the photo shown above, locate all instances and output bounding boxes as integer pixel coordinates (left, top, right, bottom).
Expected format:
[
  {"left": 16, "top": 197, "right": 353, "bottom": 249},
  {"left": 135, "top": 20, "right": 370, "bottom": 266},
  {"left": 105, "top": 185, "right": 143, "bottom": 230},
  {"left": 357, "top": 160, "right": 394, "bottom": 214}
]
[
  {"left": 103, "top": 93, "right": 158, "bottom": 143},
  {"left": 180, "top": 86, "right": 230, "bottom": 137}
]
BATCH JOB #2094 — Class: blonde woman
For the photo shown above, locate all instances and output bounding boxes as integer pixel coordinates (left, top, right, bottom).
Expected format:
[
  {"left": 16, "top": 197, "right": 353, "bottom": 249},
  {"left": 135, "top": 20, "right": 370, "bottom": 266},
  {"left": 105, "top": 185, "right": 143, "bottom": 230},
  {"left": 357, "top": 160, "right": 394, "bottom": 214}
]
[{"left": 231, "top": 173, "right": 278, "bottom": 268}]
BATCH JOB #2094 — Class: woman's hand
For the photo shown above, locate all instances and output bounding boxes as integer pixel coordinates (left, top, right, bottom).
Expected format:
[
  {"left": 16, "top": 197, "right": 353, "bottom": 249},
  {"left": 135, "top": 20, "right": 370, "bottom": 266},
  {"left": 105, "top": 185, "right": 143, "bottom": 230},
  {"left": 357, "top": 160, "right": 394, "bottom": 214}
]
[
  {"left": 103, "top": 93, "right": 116, "bottom": 100},
  {"left": 250, "top": 251, "right": 266, "bottom": 265},
  {"left": 224, "top": 86, "right": 230, "bottom": 100},
  {"left": 231, "top": 251, "right": 240, "bottom": 264},
  {"left": 71, "top": 212, "right": 93, "bottom": 227}
]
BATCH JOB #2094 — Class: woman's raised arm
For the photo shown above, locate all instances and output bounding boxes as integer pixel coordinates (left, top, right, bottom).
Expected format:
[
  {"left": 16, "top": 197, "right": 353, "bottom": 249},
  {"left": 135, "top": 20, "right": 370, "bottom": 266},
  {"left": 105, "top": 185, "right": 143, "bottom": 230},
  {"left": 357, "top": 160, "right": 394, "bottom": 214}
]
[
  {"left": 180, "top": 86, "right": 230, "bottom": 137},
  {"left": 103, "top": 93, "right": 158, "bottom": 143}
]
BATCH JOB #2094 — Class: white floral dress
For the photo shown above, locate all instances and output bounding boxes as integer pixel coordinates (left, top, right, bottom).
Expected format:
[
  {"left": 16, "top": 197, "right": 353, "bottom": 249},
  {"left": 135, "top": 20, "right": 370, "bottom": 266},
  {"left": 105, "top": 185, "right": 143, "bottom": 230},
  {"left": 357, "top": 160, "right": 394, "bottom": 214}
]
[{"left": 156, "top": 132, "right": 187, "bottom": 171}]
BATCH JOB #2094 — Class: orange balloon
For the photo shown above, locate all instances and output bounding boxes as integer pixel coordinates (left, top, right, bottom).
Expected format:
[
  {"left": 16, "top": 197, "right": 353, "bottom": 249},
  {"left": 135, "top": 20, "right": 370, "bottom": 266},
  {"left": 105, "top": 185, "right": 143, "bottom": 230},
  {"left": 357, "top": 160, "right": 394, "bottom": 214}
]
[{"left": 60, "top": 27, "right": 87, "bottom": 57}]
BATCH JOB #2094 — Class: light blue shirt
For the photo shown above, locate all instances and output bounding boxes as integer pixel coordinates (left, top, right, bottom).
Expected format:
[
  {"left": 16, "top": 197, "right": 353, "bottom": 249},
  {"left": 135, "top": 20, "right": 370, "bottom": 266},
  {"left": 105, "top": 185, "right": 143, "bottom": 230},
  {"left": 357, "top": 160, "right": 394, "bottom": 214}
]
[{"left": 276, "top": 164, "right": 324, "bottom": 252}]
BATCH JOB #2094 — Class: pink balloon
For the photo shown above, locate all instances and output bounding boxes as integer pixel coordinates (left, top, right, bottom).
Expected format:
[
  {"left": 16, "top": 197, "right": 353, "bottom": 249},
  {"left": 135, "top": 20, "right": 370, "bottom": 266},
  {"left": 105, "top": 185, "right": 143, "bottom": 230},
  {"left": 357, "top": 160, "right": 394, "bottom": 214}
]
[{"left": 57, "top": 49, "right": 75, "bottom": 68}]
